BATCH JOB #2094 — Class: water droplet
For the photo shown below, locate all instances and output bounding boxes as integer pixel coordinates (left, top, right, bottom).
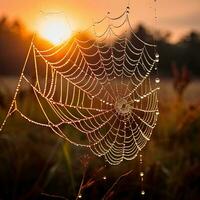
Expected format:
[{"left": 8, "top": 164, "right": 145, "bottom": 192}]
[
  {"left": 140, "top": 172, "right": 144, "bottom": 177},
  {"left": 78, "top": 194, "right": 82, "bottom": 198},
  {"left": 103, "top": 176, "right": 107, "bottom": 180},
  {"left": 155, "top": 78, "right": 160, "bottom": 83},
  {"left": 156, "top": 111, "right": 159, "bottom": 115},
  {"left": 141, "top": 190, "right": 145, "bottom": 195},
  {"left": 155, "top": 53, "right": 159, "bottom": 58}
]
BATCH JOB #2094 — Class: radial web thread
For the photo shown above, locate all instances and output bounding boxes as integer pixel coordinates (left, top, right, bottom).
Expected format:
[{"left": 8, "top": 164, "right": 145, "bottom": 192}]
[{"left": 0, "top": 7, "right": 160, "bottom": 165}]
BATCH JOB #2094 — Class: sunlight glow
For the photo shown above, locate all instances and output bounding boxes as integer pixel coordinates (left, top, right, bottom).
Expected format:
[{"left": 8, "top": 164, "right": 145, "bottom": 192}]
[{"left": 38, "top": 14, "right": 71, "bottom": 45}]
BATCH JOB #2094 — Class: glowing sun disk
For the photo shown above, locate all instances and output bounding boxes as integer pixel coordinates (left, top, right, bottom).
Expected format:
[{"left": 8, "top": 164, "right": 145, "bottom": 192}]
[{"left": 38, "top": 15, "right": 71, "bottom": 45}]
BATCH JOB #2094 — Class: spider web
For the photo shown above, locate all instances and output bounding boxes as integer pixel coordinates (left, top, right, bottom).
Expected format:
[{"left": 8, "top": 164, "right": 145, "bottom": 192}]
[{"left": 0, "top": 7, "right": 160, "bottom": 165}]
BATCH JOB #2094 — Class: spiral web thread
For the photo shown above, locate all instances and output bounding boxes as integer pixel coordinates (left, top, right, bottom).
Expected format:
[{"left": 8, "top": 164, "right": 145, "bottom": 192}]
[{"left": 0, "top": 7, "right": 160, "bottom": 165}]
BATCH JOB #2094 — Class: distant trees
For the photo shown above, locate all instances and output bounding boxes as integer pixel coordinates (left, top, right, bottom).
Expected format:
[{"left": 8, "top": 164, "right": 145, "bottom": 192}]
[
  {"left": 157, "top": 30, "right": 200, "bottom": 77},
  {"left": 0, "top": 17, "right": 200, "bottom": 77},
  {"left": 133, "top": 25, "right": 200, "bottom": 77},
  {"left": 0, "top": 16, "right": 31, "bottom": 76},
  {"left": 178, "top": 32, "right": 200, "bottom": 76}
]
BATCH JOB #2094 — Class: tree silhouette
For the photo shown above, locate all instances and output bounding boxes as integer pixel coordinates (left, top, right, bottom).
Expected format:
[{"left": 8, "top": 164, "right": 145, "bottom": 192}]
[{"left": 0, "top": 19, "right": 200, "bottom": 77}]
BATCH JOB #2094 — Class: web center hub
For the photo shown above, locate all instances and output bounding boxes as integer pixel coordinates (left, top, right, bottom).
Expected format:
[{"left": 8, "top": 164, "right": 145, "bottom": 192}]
[{"left": 115, "top": 98, "right": 132, "bottom": 115}]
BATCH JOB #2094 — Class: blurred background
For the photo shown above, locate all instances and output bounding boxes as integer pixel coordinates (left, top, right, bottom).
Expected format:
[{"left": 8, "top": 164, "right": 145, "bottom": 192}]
[{"left": 0, "top": 0, "right": 200, "bottom": 199}]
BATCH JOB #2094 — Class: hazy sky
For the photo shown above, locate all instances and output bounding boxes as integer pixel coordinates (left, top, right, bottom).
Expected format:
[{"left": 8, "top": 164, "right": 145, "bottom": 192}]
[{"left": 0, "top": 0, "right": 200, "bottom": 42}]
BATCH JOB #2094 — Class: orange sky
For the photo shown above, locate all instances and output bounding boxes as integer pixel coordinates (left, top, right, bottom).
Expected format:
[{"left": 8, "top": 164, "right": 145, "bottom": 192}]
[{"left": 0, "top": 0, "right": 200, "bottom": 42}]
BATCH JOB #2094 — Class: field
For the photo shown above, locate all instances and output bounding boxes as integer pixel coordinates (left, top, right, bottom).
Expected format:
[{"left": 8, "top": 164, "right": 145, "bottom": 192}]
[{"left": 0, "top": 77, "right": 200, "bottom": 200}]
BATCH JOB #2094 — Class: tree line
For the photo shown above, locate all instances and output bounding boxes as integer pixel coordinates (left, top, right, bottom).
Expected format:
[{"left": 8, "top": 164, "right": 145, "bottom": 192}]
[{"left": 0, "top": 16, "right": 200, "bottom": 77}]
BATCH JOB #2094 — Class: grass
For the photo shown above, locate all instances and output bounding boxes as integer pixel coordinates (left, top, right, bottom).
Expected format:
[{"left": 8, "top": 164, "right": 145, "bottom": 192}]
[{"left": 0, "top": 78, "right": 200, "bottom": 200}]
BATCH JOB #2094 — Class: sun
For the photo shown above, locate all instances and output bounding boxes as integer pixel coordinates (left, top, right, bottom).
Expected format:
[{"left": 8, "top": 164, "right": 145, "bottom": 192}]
[{"left": 37, "top": 14, "right": 72, "bottom": 45}]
